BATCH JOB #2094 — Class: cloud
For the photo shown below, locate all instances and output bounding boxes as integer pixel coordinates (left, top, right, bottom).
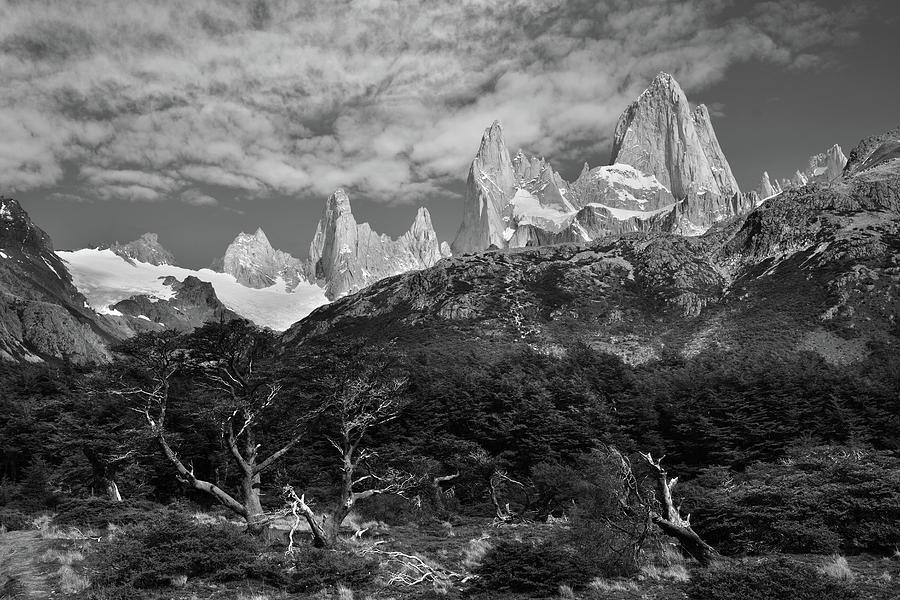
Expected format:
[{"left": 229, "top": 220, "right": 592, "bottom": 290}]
[{"left": 0, "top": 0, "right": 875, "bottom": 206}]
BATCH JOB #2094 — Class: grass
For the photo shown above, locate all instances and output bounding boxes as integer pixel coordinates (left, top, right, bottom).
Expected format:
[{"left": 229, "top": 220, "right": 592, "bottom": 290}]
[
  {"left": 4, "top": 512, "right": 900, "bottom": 600},
  {"left": 820, "top": 555, "right": 855, "bottom": 582}
]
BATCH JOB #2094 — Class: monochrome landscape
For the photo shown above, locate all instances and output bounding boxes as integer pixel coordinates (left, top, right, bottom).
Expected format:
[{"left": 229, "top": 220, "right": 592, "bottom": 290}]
[{"left": 1, "top": 1, "right": 899, "bottom": 599}]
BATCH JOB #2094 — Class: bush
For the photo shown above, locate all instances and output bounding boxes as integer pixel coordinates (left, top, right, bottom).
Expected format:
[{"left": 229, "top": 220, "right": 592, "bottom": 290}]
[
  {"left": 688, "top": 558, "right": 858, "bottom": 600},
  {"left": 85, "top": 511, "right": 263, "bottom": 588},
  {"left": 0, "top": 507, "right": 33, "bottom": 531},
  {"left": 249, "top": 546, "right": 377, "bottom": 593},
  {"left": 681, "top": 446, "right": 900, "bottom": 554},
  {"left": 54, "top": 497, "right": 165, "bottom": 529},
  {"left": 467, "top": 539, "right": 596, "bottom": 596}
]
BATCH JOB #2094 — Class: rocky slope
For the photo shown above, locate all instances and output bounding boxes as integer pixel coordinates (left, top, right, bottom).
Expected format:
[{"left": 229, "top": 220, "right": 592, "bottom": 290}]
[
  {"left": 110, "top": 233, "right": 175, "bottom": 266},
  {"left": 111, "top": 275, "right": 239, "bottom": 331},
  {"left": 0, "top": 197, "right": 118, "bottom": 363},
  {"left": 284, "top": 127, "right": 900, "bottom": 368},
  {"left": 307, "top": 189, "right": 451, "bottom": 299},
  {"left": 452, "top": 73, "right": 752, "bottom": 254}
]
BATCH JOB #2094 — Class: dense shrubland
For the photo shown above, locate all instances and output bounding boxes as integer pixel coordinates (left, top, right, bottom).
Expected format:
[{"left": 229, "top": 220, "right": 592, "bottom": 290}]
[{"left": 1, "top": 325, "right": 899, "bottom": 598}]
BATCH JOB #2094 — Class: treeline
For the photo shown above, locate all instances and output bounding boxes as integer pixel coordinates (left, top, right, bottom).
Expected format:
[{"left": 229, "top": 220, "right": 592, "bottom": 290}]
[{"left": 1, "top": 323, "right": 899, "bottom": 556}]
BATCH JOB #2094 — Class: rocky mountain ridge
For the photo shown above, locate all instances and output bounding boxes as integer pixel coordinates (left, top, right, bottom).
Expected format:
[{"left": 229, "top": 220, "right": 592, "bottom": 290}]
[
  {"left": 307, "top": 189, "right": 451, "bottom": 299},
  {"left": 285, "top": 125, "right": 900, "bottom": 369},
  {"left": 216, "top": 189, "right": 450, "bottom": 300},
  {"left": 452, "top": 73, "right": 755, "bottom": 255},
  {"left": 109, "top": 233, "right": 175, "bottom": 266},
  {"left": 756, "top": 144, "right": 848, "bottom": 199},
  {"left": 0, "top": 197, "right": 117, "bottom": 363}
]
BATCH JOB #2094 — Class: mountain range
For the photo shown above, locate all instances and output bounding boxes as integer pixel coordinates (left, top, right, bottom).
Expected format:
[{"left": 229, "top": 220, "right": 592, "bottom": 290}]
[{"left": 1, "top": 72, "right": 896, "bottom": 366}]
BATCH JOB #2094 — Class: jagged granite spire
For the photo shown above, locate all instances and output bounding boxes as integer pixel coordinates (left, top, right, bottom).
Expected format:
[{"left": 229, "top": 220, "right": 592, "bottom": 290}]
[
  {"left": 611, "top": 72, "right": 740, "bottom": 199},
  {"left": 451, "top": 120, "right": 516, "bottom": 255},
  {"left": 308, "top": 189, "right": 450, "bottom": 299}
]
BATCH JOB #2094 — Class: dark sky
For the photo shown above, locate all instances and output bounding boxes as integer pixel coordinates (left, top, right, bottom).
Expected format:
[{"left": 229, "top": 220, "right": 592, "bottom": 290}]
[{"left": 4, "top": 0, "right": 899, "bottom": 268}]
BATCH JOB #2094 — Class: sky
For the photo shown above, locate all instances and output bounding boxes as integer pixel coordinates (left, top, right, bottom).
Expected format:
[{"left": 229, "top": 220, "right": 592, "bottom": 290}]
[{"left": 2, "top": 0, "right": 899, "bottom": 268}]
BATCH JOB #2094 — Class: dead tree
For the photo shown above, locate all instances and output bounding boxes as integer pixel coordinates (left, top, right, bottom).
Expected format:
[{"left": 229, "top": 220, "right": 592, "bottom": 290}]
[
  {"left": 489, "top": 470, "right": 529, "bottom": 525},
  {"left": 611, "top": 447, "right": 721, "bottom": 566},
  {"left": 114, "top": 325, "right": 314, "bottom": 535},
  {"left": 637, "top": 452, "right": 721, "bottom": 565},
  {"left": 284, "top": 358, "right": 418, "bottom": 548}
]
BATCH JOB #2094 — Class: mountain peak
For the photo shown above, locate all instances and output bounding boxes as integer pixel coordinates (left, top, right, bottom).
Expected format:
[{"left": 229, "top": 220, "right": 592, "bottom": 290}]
[
  {"left": 309, "top": 190, "right": 450, "bottom": 298},
  {"left": 327, "top": 188, "right": 353, "bottom": 214},
  {"left": 611, "top": 72, "right": 740, "bottom": 203},
  {"left": 451, "top": 120, "right": 516, "bottom": 254},
  {"left": 220, "top": 226, "right": 306, "bottom": 290},
  {"left": 110, "top": 232, "right": 176, "bottom": 266}
]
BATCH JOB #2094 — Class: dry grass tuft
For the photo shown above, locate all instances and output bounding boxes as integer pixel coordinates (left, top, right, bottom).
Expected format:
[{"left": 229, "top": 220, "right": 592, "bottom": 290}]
[
  {"left": 640, "top": 563, "right": 690, "bottom": 582},
  {"left": 57, "top": 564, "right": 90, "bottom": 594},
  {"left": 820, "top": 555, "right": 855, "bottom": 581},
  {"left": 461, "top": 534, "right": 492, "bottom": 570},
  {"left": 558, "top": 583, "right": 576, "bottom": 599},
  {"left": 588, "top": 578, "right": 639, "bottom": 593},
  {"left": 335, "top": 583, "right": 354, "bottom": 600}
]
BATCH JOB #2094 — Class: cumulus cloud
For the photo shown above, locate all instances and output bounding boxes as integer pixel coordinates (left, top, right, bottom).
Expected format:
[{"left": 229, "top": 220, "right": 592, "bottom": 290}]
[{"left": 0, "top": 0, "right": 875, "bottom": 206}]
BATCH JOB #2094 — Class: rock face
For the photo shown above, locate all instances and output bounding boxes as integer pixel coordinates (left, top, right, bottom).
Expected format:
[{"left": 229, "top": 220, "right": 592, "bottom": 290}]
[
  {"left": 112, "top": 275, "right": 240, "bottom": 331},
  {"left": 807, "top": 144, "right": 848, "bottom": 183},
  {"left": 756, "top": 144, "right": 849, "bottom": 198},
  {"left": 452, "top": 73, "right": 751, "bottom": 254},
  {"left": 451, "top": 121, "right": 517, "bottom": 254},
  {"left": 110, "top": 233, "right": 175, "bottom": 266},
  {"left": 611, "top": 73, "right": 739, "bottom": 200},
  {"left": 308, "top": 189, "right": 451, "bottom": 299},
  {"left": 221, "top": 228, "right": 307, "bottom": 290},
  {"left": 284, "top": 125, "right": 900, "bottom": 370},
  {"left": 758, "top": 172, "right": 782, "bottom": 200},
  {"left": 0, "top": 197, "right": 115, "bottom": 364},
  {"left": 844, "top": 125, "right": 900, "bottom": 176}
]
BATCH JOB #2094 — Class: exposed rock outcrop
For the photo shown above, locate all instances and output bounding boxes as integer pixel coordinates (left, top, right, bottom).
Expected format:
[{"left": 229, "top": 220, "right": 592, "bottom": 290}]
[
  {"left": 756, "top": 144, "right": 849, "bottom": 198},
  {"left": 110, "top": 233, "right": 175, "bottom": 266},
  {"left": 308, "top": 189, "right": 451, "bottom": 299},
  {"left": 112, "top": 275, "right": 240, "bottom": 331},
  {"left": 451, "top": 121, "right": 517, "bottom": 255},
  {"left": 611, "top": 72, "right": 740, "bottom": 200},
  {"left": 221, "top": 228, "right": 307, "bottom": 290}
]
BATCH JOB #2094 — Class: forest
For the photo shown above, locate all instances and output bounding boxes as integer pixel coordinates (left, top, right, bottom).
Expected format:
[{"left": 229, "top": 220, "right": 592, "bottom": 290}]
[{"left": 1, "top": 319, "right": 899, "bottom": 599}]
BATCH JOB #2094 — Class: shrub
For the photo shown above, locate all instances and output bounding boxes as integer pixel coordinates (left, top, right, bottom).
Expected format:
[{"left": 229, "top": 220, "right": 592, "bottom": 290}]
[
  {"left": 249, "top": 547, "right": 378, "bottom": 593},
  {"left": 85, "top": 511, "right": 263, "bottom": 588},
  {"left": 466, "top": 539, "right": 596, "bottom": 596},
  {"left": 0, "top": 507, "right": 33, "bottom": 531},
  {"left": 54, "top": 497, "right": 165, "bottom": 529},
  {"left": 681, "top": 446, "right": 900, "bottom": 554},
  {"left": 688, "top": 558, "right": 858, "bottom": 600}
]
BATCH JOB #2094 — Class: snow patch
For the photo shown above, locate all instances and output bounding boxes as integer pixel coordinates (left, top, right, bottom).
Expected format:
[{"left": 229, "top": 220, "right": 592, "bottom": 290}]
[
  {"left": 57, "top": 248, "right": 329, "bottom": 331},
  {"left": 586, "top": 202, "right": 676, "bottom": 220}
]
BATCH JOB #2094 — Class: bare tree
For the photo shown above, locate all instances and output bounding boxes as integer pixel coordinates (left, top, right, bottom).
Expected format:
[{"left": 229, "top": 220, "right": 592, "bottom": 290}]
[
  {"left": 113, "top": 323, "right": 315, "bottom": 534},
  {"left": 610, "top": 447, "right": 721, "bottom": 566},
  {"left": 284, "top": 357, "right": 419, "bottom": 548}
]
